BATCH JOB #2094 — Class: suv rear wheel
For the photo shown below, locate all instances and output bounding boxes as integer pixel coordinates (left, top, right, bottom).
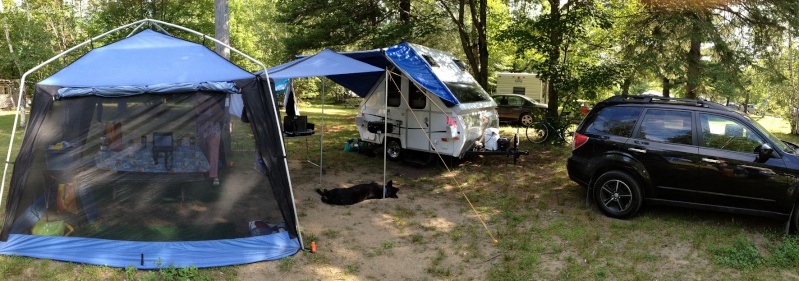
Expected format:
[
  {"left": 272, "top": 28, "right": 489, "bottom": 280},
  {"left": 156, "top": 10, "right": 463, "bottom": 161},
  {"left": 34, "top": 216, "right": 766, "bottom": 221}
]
[{"left": 593, "top": 171, "right": 643, "bottom": 219}]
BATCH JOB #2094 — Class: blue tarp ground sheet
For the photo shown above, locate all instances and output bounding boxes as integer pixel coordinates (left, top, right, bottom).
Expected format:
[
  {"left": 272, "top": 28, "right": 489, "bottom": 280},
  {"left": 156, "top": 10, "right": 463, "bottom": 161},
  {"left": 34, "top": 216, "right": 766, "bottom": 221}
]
[{"left": 0, "top": 232, "right": 301, "bottom": 269}]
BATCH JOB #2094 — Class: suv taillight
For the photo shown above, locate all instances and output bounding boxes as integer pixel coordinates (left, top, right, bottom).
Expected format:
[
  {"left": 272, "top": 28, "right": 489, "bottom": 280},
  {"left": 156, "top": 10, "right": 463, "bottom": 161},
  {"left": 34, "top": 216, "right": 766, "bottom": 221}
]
[{"left": 572, "top": 133, "right": 588, "bottom": 150}]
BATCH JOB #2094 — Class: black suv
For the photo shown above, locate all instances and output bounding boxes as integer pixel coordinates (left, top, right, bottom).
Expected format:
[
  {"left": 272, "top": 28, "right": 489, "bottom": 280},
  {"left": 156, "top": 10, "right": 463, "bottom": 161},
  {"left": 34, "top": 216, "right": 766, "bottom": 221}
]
[{"left": 567, "top": 95, "right": 799, "bottom": 230}]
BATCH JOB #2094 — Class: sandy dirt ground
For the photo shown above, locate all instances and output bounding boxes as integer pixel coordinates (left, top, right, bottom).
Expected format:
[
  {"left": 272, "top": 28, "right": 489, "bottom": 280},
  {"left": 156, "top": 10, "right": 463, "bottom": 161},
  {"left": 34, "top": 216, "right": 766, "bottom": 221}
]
[{"left": 236, "top": 159, "right": 500, "bottom": 280}]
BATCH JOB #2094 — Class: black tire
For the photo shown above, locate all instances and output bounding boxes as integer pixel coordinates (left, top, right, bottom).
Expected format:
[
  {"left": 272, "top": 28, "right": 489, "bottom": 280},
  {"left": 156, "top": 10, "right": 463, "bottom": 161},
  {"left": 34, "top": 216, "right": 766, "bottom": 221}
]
[
  {"left": 593, "top": 171, "right": 643, "bottom": 219},
  {"left": 386, "top": 138, "right": 403, "bottom": 161},
  {"left": 519, "top": 113, "right": 534, "bottom": 127},
  {"left": 561, "top": 123, "right": 578, "bottom": 144},
  {"left": 790, "top": 201, "right": 799, "bottom": 234},
  {"left": 525, "top": 121, "right": 548, "bottom": 143}
]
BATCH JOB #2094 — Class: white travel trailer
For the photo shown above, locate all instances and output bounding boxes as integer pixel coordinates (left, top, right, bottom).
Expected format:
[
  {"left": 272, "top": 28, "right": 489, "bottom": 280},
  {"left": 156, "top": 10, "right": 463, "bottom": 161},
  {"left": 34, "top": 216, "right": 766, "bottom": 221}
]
[
  {"left": 495, "top": 72, "right": 547, "bottom": 103},
  {"left": 339, "top": 43, "right": 500, "bottom": 160}
]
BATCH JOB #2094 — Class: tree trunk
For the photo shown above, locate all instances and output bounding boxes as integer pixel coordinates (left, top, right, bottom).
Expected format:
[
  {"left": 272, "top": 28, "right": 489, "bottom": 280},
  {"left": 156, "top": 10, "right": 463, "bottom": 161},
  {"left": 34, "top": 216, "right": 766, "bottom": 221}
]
[
  {"left": 546, "top": 1, "right": 562, "bottom": 119},
  {"left": 662, "top": 77, "right": 671, "bottom": 98},
  {"left": 476, "top": 0, "right": 488, "bottom": 89},
  {"left": 685, "top": 19, "right": 701, "bottom": 99},
  {"left": 621, "top": 78, "right": 631, "bottom": 97},
  {"left": 744, "top": 91, "right": 750, "bottom": 114},
  {"left": 214, "top": 0, "right": 230, "bottom": 60},
  {"left": 399, "top": 0, "right": 410, "bottom": 22},
  {"left": 438, "top": 0, "right": 488, "bottom": 89}
]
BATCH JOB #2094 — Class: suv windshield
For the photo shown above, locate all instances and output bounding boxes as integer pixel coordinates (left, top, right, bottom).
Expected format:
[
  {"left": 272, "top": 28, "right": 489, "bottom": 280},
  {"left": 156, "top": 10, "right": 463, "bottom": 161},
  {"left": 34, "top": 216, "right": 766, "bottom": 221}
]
[{"left": 445, "top": 82, "right": 492, "bottom": 103}]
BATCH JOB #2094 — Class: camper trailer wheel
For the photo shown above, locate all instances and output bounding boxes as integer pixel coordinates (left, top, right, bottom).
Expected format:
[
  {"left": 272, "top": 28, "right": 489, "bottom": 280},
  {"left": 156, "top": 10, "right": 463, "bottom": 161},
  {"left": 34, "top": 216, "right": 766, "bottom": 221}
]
[{"left": 386, "top": 138, "right": 403, "bottom": 161}]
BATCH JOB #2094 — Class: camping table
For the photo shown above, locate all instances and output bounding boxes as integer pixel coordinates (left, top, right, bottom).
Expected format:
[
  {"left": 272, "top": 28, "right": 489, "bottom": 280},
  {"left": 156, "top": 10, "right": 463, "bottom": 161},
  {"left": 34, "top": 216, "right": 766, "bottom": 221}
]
[
  {"left": 93, "top": 145, "right": 211, "bottom": 202},
  {"left": 94, "top": 145, "right": 209, "bottom": 173}
]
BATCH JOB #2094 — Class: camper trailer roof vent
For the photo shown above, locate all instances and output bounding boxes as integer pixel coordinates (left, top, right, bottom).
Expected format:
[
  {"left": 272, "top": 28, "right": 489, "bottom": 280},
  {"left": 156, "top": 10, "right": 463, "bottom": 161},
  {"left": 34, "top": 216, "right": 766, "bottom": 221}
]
[
  {"left": 422, "top": 55, "right": 439, "bottom": 67},
  {"left": 453, "top": 59, "right": 467, "bottom": 71}
]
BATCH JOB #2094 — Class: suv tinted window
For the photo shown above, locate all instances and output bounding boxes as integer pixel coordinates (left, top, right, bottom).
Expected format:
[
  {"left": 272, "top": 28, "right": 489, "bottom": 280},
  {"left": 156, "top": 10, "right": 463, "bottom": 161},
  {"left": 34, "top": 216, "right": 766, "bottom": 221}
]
[
  {"left": 636, "top": 109, "right": 693, "bottom": 145},
  {"left": 585, "top": 106, "right": 643, "bottom": 137},
  {"left": 699, "top": 113, "right": 764, "bottom": 153}
]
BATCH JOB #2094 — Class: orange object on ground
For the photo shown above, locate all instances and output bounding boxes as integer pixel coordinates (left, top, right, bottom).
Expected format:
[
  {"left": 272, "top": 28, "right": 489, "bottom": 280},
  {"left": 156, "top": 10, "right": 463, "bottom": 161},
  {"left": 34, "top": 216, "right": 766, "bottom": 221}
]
[{"left": 311, "top": 241, "right": 317, "bottom": 253}]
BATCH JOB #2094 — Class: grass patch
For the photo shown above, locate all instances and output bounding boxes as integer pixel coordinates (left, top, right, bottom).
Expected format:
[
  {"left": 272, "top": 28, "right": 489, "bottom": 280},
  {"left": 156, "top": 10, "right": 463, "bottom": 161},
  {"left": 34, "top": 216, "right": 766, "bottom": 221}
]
[
  {"left": 769, "top": 236, "right": 799, "bottom": 268},
  {"left": 321, "top": 229, "right": 339, "bottom": 238},
  {"left": 426, "top": 248, "right": 452, "bottom": 277},
  {"left": 712, "top": 236, "right": 764, "bottom": 270},
  {"left": 278, "top": 257, "right": 296, "bottom": 272}
]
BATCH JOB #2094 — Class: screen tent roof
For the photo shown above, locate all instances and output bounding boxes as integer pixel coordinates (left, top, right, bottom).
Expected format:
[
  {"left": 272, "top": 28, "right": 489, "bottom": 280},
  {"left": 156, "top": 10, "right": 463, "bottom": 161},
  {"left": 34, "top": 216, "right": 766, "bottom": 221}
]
[{"left": 39, "top": 29, "right": 255, "bottom": 87}]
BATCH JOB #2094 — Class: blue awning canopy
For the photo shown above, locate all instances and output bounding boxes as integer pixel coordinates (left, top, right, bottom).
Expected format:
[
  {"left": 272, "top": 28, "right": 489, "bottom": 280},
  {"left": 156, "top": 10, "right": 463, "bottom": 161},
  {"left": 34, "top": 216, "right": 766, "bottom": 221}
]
[
  {"left": 333, "top": 42, "right": 461, "bottom": 106},
  {"left": 39, "top": 29, "right": 255, "bottom": 88},
  {"left": 271, "top": 43, "right": 468, "bottom": 107},
  {"left": 268, "top": 49, "right": 383, "bottom": 80}
]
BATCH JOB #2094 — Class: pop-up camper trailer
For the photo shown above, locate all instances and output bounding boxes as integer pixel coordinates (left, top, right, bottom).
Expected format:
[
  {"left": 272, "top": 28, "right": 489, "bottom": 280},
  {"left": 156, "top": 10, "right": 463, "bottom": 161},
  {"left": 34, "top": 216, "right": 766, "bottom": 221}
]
[
  {"left": 335, "top": 43, "right": 500, "bottom": 161},
  {"left": 495, "top": 72, "right": 547, "bottom": 103},
  {"left": 0, "top": 20, "right": 302, "bottom": 269}
]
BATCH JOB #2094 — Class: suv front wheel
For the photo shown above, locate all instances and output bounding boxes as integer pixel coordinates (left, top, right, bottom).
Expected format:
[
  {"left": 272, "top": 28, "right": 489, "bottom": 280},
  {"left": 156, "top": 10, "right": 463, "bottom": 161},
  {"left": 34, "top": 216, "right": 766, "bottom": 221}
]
[{"left": 593, "top": 171, "right": 643, "bottom": 219}]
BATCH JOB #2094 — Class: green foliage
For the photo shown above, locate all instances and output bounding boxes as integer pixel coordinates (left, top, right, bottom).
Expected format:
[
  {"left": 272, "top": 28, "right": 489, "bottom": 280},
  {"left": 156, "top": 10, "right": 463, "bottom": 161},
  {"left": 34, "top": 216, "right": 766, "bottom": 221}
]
[
  {"left": 84, "top": 0, "right": 214, "bottom": 45},
  {"left": 275, "top": 0, "right": 446, "bottom": 54},
  {"left": 125, "top": 265, "right": 137, "bottom": 280},
  {"left": 711, "top": 236, "right": 764, "bottom": 270},
  {"left": 229, "top": 0, "right": 288, "bottom": 69},
  {"left": 501, "top": 0, "right": 621, "bottom": 117},
  {"left": 622, "top": 0, "right": 799, "bottom": 101},
  {"left": 769, "top": 236, "right": 799, "bottom": 268},
  {"left": 278, "top": 257, "right": 295, "bottom": 272},
  {"left": 157, "top": 265, "right": 207, "bottom": 281},
  {"left": 0, "top": 4, "right": 60, "bottom": 81}
]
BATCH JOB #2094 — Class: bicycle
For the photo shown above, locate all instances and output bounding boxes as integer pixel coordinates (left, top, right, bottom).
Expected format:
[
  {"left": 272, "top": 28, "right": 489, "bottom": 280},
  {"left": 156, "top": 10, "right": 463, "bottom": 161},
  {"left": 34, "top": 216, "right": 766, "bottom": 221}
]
[{"left": 525, "top": 114, "right": 579, "bottom": 144}]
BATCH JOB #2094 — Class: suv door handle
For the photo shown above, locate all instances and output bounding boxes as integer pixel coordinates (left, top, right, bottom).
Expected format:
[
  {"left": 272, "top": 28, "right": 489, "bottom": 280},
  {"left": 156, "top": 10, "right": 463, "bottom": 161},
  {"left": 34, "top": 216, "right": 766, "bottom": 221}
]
[
  {"left": 628, "top": 148, "right": 646, "bottom": 153},
  {"left": 702, "top": 158, "right": 721, "bottom": 164}
]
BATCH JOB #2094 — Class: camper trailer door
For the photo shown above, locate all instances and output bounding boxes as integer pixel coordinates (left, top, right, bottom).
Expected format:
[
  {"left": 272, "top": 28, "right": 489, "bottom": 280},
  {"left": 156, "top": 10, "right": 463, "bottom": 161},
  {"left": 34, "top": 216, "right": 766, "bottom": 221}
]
[
  {"left": 404, "top": 81, "right": 432, "bottom": 152},
  {"left": 405, "top": 110, "right": 431, "bottom": 152}
]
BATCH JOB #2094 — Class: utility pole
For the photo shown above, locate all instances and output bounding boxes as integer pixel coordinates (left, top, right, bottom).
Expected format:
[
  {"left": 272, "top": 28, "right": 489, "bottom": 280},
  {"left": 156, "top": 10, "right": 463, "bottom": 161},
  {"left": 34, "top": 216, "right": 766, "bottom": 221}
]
[{"left": 214, "top": 0, "right": 230, "bottom": 60}]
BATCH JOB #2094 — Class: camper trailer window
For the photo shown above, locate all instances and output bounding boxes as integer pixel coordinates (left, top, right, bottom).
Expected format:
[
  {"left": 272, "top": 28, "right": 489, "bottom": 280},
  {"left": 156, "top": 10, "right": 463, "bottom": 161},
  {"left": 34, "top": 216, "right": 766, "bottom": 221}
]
[
  {"left": 388, "top": 89, "right": 401, "bottom": 107},
  {"left": 422, "top": 55, "right": 439, "bottom": 67},
  {"left": 409, "top": 84, "right": 426, "bottom": 109},
  {"left": 512, "top": 87, "right": 526, "bottom": 96},
  {"left": 445, "top": 82, "right": 491, "bottom": 103},
  {"left": 453, "top": 59, "right": 467, "bottom": 71},
  {"left": 387, "top": 73, "right": 402, "bottom": 107}
]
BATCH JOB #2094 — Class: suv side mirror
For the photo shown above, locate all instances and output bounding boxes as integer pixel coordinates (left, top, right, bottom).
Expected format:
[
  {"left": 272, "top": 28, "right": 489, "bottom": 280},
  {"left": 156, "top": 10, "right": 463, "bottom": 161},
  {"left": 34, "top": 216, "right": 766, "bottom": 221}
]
[{"left": 755, "top": 143, "right": 773, "bottom": 161}]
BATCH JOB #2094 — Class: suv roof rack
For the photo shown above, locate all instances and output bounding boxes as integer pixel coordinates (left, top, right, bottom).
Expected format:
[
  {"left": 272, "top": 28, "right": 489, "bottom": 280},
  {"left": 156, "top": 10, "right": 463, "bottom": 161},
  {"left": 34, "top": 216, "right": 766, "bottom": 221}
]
[{"left": 603, "top": 95, "right": 727, "bottom": 111}]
